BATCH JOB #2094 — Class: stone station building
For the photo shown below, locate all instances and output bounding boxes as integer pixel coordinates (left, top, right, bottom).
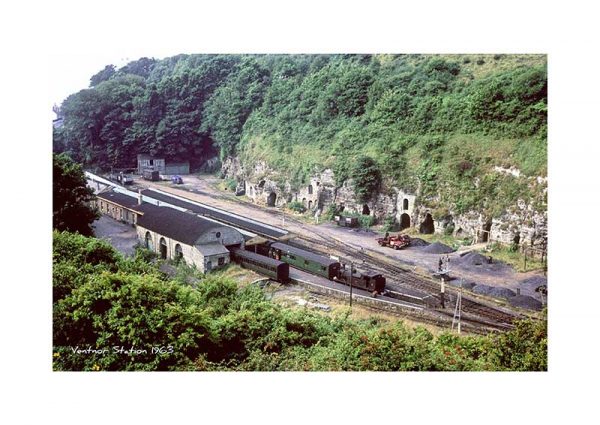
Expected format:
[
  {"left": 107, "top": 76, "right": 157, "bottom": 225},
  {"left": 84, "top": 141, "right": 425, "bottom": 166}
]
[{"left": 94, "top": 189, "right": 244, "bottom": 273}]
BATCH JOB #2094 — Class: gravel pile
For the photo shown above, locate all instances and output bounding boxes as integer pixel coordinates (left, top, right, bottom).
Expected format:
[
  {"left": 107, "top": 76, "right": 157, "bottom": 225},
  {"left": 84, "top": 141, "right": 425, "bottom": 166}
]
[
  {"left": 454, "top": 251, "right": 512, "bottom": 274},
  {"left": 509, "top": 295, "right": 543, "bottom": 310},
  {"left": 472, "top": 284, "right": 516, "bottom": 299},
  {"left": 422, "top": 242, "right": 455, "bottom": 254},
  {"left": 519, "top": 275, "right": 548, "bottom": 293},
  {"left": 458, "top": 251, "right": 492, "bottom": 266},
  {"left": 409, "top": 238, "right": 430, "bottom": 247},
  {"left": 448, "top": 280, "right": 476, "bottom": 290}
]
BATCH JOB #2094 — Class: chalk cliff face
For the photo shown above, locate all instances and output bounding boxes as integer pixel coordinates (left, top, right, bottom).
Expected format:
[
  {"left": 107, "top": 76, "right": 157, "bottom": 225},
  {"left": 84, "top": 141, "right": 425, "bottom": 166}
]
[{"left": 221, "top": 157, "right": 547, "bottom": 248}]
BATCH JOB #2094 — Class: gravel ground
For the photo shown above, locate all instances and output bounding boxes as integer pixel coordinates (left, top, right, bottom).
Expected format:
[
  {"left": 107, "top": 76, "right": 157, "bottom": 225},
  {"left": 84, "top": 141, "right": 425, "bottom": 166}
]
[
  {"left": 92, "top": 216, "right": 138, "bottom": 257},
  {"left": 472, "top": 284, "right": 516, "bottom": 299},
  {"left": 509, "top": 295, "right": 543, "bottom": 310}
]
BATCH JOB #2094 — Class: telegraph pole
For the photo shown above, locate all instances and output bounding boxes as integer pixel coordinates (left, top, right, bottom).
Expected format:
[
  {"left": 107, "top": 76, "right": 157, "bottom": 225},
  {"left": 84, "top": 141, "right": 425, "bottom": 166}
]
[
  {"left": 440, "top": 275, "right": 445, "bottom": 309},
  {"left": 349, "top": 260, "right": 353, "bottom": 309},
  {"left": 452, "top": 282, "right": 463, "bottom": 333}
]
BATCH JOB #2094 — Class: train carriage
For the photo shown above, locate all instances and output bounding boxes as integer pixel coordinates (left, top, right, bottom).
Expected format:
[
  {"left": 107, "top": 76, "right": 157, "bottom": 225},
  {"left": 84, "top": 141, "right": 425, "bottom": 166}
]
[
  {"left": 230, "top": 247, "right": 289, "bottom": 283},
  {"left": 269, "top": 242, "right": 340, "bottom": 280}
]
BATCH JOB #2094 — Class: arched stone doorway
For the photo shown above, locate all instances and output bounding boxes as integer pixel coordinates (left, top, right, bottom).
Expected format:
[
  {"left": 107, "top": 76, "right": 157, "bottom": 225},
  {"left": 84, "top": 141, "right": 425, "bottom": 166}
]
[
  {"left": 267, "top": 192, "right": 277, "bottom": 207},
  {"left": 400, "top": 213, "right": 411, "bottom": 230},
  {"left": 159, "top": 237, "right": 167, "bottom": 259},
  {"left": 175, "top": 244, "right": 183, "bottom": 263},
  {"left": 302, "top": 198, "right": 307, "bottom": 207},
  {"left": 403, "top": 198, "right": 409, "bottom": 210},
  {"left": 145, "top": 231, "right": 153, "bottom": 251},
  {"left": 308, "top": 200, "right": 312, "bottom": 210},
  {"left": 362, "top": 204, "right": 370, "bottom": 215},
  {"left": 419, "top": 213, "right": 434, "bottom": 234}
]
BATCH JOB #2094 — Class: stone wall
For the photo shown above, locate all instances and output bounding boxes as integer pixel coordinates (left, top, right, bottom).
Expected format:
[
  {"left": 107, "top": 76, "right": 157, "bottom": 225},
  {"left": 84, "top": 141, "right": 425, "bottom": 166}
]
[{"left": 221, "top": 156, "right": 547, "bottom": 247}]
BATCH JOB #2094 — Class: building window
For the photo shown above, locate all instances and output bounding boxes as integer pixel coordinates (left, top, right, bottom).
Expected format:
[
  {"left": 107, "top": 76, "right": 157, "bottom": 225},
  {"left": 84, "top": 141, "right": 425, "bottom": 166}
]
[
  {"left": 159, "top": 237, "right": 167, "bottom": 259},
  {"left": 175, "top": 244, "right": 183, "bottom": 263},
  {"left": 145, "top": 232, "right": 153, "bottom": 250},
  {"left": 215, "top": 231, "right": 221, "bottom": 239},
  {"left": 218, "top": 257, "right": 225, "bottom": 266}
]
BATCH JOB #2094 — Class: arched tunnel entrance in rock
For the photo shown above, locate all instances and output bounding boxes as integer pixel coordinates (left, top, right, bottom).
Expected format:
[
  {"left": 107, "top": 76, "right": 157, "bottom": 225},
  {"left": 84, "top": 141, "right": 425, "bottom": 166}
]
[
  {"left": 481, "top": 220, "right": 492, "bottom": 242},
  {"left": 267, "top": 192, "right": 277, "bottom": 207},
  {"left": 362, "top": 204, "right": 370, "bottom": 215},
  {"left": 419, "top": 213, "right": 434, "bottom": 234},
  {"left": 400, "top": 213, "right": 411, "bottom": 230}
]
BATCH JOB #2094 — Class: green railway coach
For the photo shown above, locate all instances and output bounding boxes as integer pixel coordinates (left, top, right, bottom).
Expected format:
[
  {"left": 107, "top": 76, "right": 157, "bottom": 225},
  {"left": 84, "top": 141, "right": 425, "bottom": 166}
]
[{"left": 269, "top": 242, "right": 340, "bottom": 280}]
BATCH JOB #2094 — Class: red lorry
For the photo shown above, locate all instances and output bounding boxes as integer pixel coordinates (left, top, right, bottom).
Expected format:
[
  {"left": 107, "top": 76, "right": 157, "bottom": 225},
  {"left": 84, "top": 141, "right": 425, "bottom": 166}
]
[{"left": 376, "top": 233, "right": 411, "bottom": 250}]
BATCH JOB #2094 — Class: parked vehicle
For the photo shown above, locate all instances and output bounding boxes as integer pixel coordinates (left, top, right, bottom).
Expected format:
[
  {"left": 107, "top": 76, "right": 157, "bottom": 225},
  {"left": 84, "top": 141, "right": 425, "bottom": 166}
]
[
  {"left": 377, "top": 233, "right": 411, "bottom": 250},
  {"left": 171, "top": 175, "right": 183, "bottom": 184},
  {"left": 143, "top": 169, "right": 160, "bottom": 181},
  {"left": 118, "top": 173, "right": 134, "bottom": 185},
  {"left": 334, "top": 215, "right": 359, "bottom": 228}
]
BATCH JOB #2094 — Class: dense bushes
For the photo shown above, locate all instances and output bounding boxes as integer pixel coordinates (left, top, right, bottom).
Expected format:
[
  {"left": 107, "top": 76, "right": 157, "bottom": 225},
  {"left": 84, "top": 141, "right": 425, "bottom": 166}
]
[
  {"left": 53, "top": 231, "right": 547, "bottom": 371},
  {"left": 55, "top": 54, "right": 546, "bottom": 218}
]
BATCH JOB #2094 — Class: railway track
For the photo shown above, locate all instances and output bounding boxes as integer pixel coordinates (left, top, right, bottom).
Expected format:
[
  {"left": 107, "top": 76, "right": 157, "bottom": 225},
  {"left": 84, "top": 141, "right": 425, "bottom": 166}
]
[
  {"left": 210, "top": 193, "right": 523, "bottom": 330},
  {"left": 133, "top": 178, "right": 524, "bottom": 331},
  {"left": 288, "top": 228, "right": 522, "bottom": 329}
]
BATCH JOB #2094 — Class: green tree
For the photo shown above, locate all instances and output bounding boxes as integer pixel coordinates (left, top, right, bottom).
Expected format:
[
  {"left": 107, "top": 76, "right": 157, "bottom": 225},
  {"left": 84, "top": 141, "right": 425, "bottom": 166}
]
[
  {"left": 53, "top": 153, "right": 99, "bottom": 236},
  {"left": 351, "top": 155, "right": 381, "bottom": 203},
  {"left": 90, "top": 64, "right": 116, "bottom": 87}
]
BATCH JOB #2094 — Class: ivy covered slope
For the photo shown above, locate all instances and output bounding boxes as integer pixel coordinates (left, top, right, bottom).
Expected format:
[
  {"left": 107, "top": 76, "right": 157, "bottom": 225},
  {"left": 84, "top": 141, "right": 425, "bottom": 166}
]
[
  {"left": 55, "top": 54, "right": 547, "bottom": 217},
  {"left": 237, "top": 54, "right": 547, "bottom": 217},
  {"left": 53, "top": 231, "right": 547, "bottom": 371}
]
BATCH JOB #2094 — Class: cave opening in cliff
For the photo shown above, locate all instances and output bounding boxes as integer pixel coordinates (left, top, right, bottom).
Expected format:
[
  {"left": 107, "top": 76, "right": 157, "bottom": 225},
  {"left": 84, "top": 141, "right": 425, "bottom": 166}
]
[
  {"left": 400, "top": 213, "right": 411, "bottom": 230},
  {"left": 481, "top": 220, "right": 492, "bottom": 242},
  {"left": 512, "top": 233, "right": 521, "bottom": 249},
  {"left": 267, "top": 192, "right": 276, "bottom": 207},
  {"left": 362, "top": 204, "right": 370, "bottom": 215},
  {"left": 419, "top": 213, "right": 434, "bottom": 234}
]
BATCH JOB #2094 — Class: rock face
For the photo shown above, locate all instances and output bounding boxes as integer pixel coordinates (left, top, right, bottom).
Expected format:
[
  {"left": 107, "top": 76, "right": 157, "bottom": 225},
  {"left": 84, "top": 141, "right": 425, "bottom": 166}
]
[{"left": 220, "top": 156, "right": 547, "bottom": 248}]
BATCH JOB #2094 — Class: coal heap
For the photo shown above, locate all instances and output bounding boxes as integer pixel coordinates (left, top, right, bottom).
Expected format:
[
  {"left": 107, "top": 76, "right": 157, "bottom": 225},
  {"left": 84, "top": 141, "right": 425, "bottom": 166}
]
[{"left": 422, "top": 242, "right": 455, "bottom": 254}]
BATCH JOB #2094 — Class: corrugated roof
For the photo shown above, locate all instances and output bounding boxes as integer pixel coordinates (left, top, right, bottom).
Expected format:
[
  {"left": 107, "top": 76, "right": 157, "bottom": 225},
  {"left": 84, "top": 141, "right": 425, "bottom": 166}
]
[
  {"left": 137, "top": 206, "right": 224, "bottom": 246},
  {"left": 271, "top": 242, "right": 339, "bottom": 266}
]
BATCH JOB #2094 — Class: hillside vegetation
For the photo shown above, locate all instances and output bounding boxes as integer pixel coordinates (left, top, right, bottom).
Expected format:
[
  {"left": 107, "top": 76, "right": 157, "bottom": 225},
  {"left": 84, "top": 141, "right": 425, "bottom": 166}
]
[
  {"left": 54, "top": 54, "right": 547, "bottom": 217},
  {"left": 53, "top": 230, "right": 547, "bottom": 371}
]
